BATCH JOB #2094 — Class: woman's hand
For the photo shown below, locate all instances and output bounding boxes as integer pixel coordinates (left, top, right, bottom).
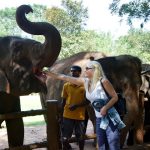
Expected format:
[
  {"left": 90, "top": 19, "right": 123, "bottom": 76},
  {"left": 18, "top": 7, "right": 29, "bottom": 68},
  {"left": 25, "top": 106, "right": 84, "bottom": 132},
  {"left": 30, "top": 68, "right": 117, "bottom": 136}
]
[
  {"left": 42, "top": 68, "right": 56, "bottom": 78},
  {"left": 42, "top": 67, "right": 49, "bottom": 72},
  {"left": 100, "top": 106, "right": 107, "bottom": 116}
]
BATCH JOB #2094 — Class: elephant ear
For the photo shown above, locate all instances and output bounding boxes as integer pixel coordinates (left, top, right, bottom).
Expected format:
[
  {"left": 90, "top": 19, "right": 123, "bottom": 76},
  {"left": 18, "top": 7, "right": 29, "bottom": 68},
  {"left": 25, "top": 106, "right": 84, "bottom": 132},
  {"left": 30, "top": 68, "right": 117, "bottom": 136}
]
[
  {"left": 0, "top": 69, "right": 9, "bottom": 92},
  {"left": 15, "top": 5, "right": 62, "bottom": 68},
  {"left": 10, "top": 39, "right": 24, "bottom": 62}
]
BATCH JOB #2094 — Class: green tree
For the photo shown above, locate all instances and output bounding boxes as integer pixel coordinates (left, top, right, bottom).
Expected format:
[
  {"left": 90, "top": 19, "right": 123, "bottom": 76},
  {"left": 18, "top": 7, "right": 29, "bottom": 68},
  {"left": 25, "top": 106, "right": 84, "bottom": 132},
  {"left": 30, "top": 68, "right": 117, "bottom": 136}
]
[
  {"left": 45, "top": 0, "right": 88, "bottom": 36},
  {"left": 0, "top": 7, "right": 17, "bottom": 36},
  {"left": 114, "top": 29, "right": 150, "bottom": 63},
  {"left": 45, "top": 0, "right": 90, "bottom": 58},
  {"left": 60, "top": 30, "right": 113, "bottom": 59},
  {"left": 61, "top": 0, "right": 88, "bottom": 34},
  {"left": 45, "top": 7, "right": 72, "bottom": 35},
  {"left": 109, "top": 0, "right": 150, "bottom": 28},
  {"left": 45, "top": 0, "right": 114, "bottom": 59},
  {"left": 0, "top": 4, "right": 46, "bottom": 37}
]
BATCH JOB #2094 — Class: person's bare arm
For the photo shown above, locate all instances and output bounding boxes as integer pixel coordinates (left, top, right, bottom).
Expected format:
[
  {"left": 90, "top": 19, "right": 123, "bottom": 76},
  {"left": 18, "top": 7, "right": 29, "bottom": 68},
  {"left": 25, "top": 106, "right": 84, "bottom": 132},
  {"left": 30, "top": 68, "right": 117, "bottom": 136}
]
[
  {"left": 44, "top": 71, "right": 84, "bottom": 86},
  {"left": 100, "top": 79, "right": 118, "bottom": 115}
]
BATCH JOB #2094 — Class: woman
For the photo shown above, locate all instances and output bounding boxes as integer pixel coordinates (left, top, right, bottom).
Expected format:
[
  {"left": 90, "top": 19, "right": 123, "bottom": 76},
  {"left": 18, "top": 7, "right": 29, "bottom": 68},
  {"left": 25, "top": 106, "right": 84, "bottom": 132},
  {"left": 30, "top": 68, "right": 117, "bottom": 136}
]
[{"left": 43, "top": 61, "right": 125, "bottom": 150}]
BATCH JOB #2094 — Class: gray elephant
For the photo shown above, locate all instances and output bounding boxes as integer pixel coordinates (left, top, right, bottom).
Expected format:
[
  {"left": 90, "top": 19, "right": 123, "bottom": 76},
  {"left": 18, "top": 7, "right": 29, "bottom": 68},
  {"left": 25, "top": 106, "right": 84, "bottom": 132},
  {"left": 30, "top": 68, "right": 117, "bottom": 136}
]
[{"left": 0, "top": 5, "right": 61, "bottom": 148}]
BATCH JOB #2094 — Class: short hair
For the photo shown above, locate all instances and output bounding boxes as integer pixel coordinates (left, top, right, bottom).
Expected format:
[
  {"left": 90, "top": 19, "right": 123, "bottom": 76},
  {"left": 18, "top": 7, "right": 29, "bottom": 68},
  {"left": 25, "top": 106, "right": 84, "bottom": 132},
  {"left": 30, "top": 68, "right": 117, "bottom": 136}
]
[{"left": 70, "top": 65, "right": 82, "bottom": 72}]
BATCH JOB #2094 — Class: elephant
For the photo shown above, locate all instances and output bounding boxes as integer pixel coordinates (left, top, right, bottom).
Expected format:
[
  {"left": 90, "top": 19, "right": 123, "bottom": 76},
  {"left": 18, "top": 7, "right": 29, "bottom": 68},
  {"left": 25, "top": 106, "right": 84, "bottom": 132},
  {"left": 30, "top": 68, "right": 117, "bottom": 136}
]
[
  {"left": 40, "top": 51, "right": 144, "bottom": 147},
  {"left": 140, "top": 65, "right": 150, "bottom": 142},
  {"left": 0, "top": 5, "right": 61, "bottom": 148},
  {"left": 126, "top": 64, "right": 150, "bottom": 145}
]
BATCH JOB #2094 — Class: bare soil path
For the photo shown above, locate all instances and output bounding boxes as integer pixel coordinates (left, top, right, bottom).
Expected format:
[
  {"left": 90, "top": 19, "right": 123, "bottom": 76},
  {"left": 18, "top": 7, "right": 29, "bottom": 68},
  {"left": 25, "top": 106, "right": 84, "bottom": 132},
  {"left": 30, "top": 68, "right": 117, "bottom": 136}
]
[{"left": 0, "top": 121, "right": 150, "bottom": 150}]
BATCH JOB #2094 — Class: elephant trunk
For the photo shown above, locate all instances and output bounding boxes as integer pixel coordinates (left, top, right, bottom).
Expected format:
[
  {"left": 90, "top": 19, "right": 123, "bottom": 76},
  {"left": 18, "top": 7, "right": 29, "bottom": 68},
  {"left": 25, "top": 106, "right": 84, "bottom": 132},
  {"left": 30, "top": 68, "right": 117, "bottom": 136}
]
[{"left": 16, "top": 5, "right": 61, "bottom": 68}]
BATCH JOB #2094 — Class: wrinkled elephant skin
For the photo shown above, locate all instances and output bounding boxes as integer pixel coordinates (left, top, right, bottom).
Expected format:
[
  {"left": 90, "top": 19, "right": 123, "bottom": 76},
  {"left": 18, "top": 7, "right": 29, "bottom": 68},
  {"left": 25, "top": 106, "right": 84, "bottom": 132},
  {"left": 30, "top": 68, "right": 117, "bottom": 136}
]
[
  {"left": 0, "top": 5, "right": 61, "bottom": 96},
  {"left": 0, "top": 5, "right": 61, "bottom": 148}
]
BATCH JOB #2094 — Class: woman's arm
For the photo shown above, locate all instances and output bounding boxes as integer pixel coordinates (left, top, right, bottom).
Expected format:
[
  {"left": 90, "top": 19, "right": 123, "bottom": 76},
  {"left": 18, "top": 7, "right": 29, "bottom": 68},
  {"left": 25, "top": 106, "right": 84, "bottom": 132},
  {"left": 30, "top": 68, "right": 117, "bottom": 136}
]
[
  {"left": 100, "top": 79, "right": 118, "bottom": 115},
  {"left": 44, "top": 70, "right": 84, "bottom": 86}
]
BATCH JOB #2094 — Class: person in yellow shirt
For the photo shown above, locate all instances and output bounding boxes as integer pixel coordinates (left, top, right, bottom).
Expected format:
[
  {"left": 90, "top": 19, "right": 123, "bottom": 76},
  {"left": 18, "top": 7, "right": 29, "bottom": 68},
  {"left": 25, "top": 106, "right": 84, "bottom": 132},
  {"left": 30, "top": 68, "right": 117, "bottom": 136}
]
[{"left": 61, "top": 65, "right": 87, "bottom": 150}]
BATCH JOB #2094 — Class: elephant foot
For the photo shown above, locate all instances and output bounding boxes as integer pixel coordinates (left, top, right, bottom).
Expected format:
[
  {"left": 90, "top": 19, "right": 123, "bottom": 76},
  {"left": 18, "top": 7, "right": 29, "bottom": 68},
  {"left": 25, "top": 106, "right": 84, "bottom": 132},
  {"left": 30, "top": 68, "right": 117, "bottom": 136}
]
[
  {"left": 120, "top": 127, "right": 129, "bottom": 148},
  {"left": 135, "top": 128, "right": 144, "bottom": 144}
]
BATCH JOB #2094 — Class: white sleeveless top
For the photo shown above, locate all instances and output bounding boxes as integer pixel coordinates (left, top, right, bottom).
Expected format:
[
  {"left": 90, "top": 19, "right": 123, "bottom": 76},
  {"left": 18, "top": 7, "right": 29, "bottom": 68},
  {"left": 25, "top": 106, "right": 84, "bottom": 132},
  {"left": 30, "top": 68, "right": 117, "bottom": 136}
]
[{"left": 84, "top": 78, "right": 108, "bottom": 118}]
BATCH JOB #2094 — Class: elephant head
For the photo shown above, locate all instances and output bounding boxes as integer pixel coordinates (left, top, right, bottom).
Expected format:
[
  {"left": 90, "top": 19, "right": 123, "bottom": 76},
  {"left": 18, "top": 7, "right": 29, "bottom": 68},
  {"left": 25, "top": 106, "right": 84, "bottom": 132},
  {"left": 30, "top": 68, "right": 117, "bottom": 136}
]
[{"left": 0, "top": 5, "right": 61, "bottom": 96}]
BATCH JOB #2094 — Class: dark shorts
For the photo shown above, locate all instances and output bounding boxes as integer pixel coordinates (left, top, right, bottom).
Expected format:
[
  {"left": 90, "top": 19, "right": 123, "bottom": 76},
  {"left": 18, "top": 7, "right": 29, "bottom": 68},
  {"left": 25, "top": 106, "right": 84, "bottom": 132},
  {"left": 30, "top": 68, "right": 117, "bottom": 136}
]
[{"left": 62, "top": 117, "right": 85, "bottom": 140}]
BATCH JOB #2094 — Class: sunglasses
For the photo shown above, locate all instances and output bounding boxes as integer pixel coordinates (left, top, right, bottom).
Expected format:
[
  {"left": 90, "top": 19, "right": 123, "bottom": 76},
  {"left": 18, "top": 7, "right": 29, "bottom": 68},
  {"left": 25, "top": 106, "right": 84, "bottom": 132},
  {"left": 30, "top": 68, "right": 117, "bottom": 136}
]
[{"left": 85, "top": 67, "right": 93, "bottom": 70}]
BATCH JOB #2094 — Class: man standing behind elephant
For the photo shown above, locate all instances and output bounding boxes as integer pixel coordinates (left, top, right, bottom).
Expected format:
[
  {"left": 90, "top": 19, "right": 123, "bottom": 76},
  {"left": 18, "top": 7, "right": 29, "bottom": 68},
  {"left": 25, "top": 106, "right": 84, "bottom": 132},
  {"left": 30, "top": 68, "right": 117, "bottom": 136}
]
[{"left": 61, "top": 65, "right": 87, "bottom": 150}]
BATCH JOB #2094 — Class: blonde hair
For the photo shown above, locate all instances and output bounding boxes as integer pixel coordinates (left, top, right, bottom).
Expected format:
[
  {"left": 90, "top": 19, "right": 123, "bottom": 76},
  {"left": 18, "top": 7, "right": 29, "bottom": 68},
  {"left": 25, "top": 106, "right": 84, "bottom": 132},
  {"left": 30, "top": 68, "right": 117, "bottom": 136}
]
[{"left": 87, "top": 61, "right": 105, "bottom": 88}]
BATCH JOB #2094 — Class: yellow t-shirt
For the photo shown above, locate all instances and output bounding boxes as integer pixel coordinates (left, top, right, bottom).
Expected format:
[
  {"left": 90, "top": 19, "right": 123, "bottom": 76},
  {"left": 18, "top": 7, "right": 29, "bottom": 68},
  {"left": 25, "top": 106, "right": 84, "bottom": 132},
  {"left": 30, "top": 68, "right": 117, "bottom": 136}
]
[{"left": 61, "top": 82, "right": 85, "bottom": 120}]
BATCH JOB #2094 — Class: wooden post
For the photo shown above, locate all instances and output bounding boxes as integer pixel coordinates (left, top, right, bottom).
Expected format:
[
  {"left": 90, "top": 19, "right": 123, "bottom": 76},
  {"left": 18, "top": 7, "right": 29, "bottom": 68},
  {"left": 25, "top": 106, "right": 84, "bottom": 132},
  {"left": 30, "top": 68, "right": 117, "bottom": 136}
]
[{"left": 47, "top": 100, "right": 59, "bottom": 150}]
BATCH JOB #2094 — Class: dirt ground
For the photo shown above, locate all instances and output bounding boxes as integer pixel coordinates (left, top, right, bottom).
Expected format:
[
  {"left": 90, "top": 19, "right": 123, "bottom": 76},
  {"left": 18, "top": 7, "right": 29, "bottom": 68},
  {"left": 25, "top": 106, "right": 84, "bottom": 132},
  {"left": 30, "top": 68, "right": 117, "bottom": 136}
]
[{"left": 0, "top": 121, "right": 150, "bottom": 150}]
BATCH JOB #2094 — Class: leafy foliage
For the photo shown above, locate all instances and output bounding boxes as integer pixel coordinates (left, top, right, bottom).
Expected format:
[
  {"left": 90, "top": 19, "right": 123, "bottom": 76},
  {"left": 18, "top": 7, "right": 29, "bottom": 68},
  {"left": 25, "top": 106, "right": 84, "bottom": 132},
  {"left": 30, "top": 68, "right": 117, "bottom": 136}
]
[
  {"left": 45, "top": 7, "right": 72, "bottom": 35},
  {"left": 0, "top": 4, "right": 46, "bottom": 37},
  {"left": 59, "top": 30, "right": 113, "bottom": 59},
  {"left": 61, "top": 0, "right": 88, "bottom": 33},
  {"left": 0, "top": 7, "right": 18, "bottom": 36},
  {"left": 45, "top": 0, "right": 88, "bottom": 36},
  {"left": 109, "top": 0, "right": 150, "bottom": 28},
  {"left": 114, "top": 29, "right": 150, "bottom": 63}
]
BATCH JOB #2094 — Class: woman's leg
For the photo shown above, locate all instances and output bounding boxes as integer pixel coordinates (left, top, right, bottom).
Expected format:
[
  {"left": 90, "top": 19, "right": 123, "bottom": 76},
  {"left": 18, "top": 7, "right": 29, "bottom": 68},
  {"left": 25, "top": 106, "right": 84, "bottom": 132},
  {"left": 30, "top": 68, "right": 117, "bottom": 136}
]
[
  {"left": 96, "top": 118, "right": 108, "bottom": 150},
  {"left": 106, "top": 121, "right": 120, "bottom": 150}
]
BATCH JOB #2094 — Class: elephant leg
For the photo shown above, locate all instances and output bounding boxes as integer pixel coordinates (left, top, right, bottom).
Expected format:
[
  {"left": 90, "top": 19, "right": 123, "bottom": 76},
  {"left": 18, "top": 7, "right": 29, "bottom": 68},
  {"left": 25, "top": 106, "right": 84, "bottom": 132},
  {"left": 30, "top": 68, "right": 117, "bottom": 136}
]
[
  {"left": 120, "top": 113, "right": 134, "bottom": 147},
  {"left": 4, "top": 95, "right": 24, "bottom": 147},
  {"left": 134, "top": 91, "right": 144, "bottom": 144},
  {"left": 127, "top": 127, "right": 134, "bottom": 146},
  {"left": 120, "top": 86, "right": 139, "bottom": 147},
  {"left": 144, "top": 97, "right": 150, "bottom": 142}
]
